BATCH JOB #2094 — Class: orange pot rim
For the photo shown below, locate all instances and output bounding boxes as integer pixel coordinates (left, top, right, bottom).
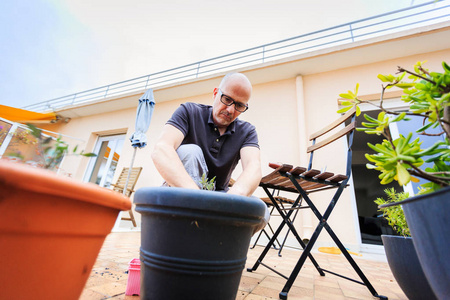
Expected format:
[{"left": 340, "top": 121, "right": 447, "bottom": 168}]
[{"left": 0, "top": 160, "right": 131, "bottom": 211}]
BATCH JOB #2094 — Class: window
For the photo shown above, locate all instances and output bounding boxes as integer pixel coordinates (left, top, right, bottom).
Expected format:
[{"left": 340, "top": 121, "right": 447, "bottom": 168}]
[
  {"left": 349, "top": 99, "right": 442, "bottom": 245},
  {"left": 351, "top": 109, "right": 401, "bottom": 245},
  {"left": 84, "top": 134, "right": 125, "bottom": 188},
  {"left": 0, "top": 118, "right": 63, "bottom": 169}
]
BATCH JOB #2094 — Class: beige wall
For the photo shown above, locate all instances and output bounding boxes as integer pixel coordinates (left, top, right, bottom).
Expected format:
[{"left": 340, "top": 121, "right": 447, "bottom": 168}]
[{"left": 51, "top": 45, "right": 450, "bottom": 250}]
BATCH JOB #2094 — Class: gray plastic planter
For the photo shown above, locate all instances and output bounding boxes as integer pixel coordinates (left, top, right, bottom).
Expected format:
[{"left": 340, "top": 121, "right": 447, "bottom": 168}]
[
  {"left": 381, "top": 186, "right": 450, "bottom": 300},
  {"left": 135, "top": 187, "right": 267, "bottom": 300},
  {"left": 381, "top": 235, "right": 436, "bottom": 300}
]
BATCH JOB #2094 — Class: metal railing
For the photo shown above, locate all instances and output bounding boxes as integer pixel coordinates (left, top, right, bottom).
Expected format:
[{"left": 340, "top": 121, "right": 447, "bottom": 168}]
[{"left": 24, "top": 0, "right": 450, "bottom": 112}]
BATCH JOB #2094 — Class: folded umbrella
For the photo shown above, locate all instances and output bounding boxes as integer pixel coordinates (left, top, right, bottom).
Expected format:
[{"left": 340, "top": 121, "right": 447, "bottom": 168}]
[{"left": 123, "top": 88, "right": 155, "bottom": 195}]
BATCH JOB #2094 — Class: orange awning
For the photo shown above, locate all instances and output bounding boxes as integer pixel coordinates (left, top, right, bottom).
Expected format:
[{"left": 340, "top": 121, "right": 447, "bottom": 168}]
[
  {"left": 0, "top": 105, "right": 57, "bottom": 123},
  {"left": 105, "top": 146, "right": 120, "bottom": 162}
]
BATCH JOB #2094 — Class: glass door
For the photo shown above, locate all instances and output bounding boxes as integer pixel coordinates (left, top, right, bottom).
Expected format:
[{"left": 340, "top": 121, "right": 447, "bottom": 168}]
[
  {"left": 84, "top": 134, "right": 125, "bottom": 188},
  {"left": 351, "top": 105, "right": 442, "bottom": 246},
  {"left": 393, "top": 114, "right": 445, "bottom": 195},
  {"left": 351, "top": 109, "right": 401, "bottom": 246}
]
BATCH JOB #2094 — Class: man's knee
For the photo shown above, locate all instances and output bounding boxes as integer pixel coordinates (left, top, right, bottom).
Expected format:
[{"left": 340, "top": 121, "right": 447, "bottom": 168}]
[
  {"left": 176, "top": 144, "right": 204, "bottom": 162},
  {"left": 176, "top": 144, "right": 208, "bottom": 186}
]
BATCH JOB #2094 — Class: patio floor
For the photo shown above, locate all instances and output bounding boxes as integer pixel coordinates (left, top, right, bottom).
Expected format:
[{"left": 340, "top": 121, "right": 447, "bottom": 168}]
[{"left": 80, "top": 232, "right": 407, "bottom": 300}]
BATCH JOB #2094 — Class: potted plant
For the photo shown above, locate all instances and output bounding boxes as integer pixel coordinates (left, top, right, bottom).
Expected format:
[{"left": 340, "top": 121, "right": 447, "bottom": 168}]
[
  {"left": 135, "top": 176, "right": 267, "bottom": 300},
  {"left": 0, "top": 124, "right": 132, "bottom": 300},
  {"left": 338, "top": 61, "right": 450, "bottom": 299},
  {"left": 375, "top": 188, "right": 436, "bottom": 300}
]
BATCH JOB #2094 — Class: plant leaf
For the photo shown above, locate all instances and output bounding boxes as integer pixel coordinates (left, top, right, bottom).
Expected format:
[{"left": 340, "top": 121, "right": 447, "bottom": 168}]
[{"left": 396, "top": 163, "right": 411, "bottom": 186}]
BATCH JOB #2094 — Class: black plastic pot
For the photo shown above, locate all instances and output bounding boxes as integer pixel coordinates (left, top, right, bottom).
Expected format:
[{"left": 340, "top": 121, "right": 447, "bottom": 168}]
[
  {"left": 381, "top": 186, "right": 450, "bottom": 300},
  {"left": 381, "top": 235, "right": 436, "bottom": 300},
  {"left": 135, "top": 187, "right": 267, "bottom": 300}
]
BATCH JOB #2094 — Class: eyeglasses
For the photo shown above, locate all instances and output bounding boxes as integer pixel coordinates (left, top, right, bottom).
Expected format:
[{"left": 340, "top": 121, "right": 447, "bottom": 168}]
[{"left": 217, "top": 89, "right": 249, "bottom": 112}]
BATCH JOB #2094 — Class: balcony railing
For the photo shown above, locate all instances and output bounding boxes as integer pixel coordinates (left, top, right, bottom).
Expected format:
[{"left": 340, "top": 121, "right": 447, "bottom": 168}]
[{"left": 24, "top": 0, "right": 450, "bottom": 112}]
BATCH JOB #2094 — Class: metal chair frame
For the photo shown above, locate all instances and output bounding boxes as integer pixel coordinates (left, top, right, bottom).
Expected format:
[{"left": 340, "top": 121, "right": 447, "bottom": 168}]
[{"left": 247, "top": 107, "right": 387, "bottom": 300}]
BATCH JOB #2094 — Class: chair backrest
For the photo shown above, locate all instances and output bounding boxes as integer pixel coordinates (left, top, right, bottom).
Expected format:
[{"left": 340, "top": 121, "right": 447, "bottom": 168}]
[
  {"left": 259, "top": 107, "right": 356, "bottom": 194},
  {"left": 111, "top": 167, "right": 143, "bottom": 197},
  {"left": 307, "top": 106, "right": 356, "bottom": 178}
]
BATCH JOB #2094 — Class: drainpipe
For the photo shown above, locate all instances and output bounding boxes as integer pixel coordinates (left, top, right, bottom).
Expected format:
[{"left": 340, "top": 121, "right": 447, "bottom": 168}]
[{"left": 295, "top": 75, "right": 313, "bottom": 240}]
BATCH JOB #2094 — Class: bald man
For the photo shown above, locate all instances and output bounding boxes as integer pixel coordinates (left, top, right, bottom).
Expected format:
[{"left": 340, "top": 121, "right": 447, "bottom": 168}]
[{"left": 152, "top": 72, "right": 262, "bottom": 196}]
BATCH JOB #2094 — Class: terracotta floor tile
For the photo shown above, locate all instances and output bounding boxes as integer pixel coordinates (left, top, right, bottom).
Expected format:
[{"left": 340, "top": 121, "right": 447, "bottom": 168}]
[
  {"left": 284, "top": 296, "right": 314, "bottom": 300},
  {"left": 338, "top": 280, "right": 375, "bottom": 299},
  {"left": 242, "top": 271, "right": 267, "bottom": 280},
  {"left": 79, "top": 288, "right": 108, "bottom": 300},
  {"left": 89, "top": 281, "right": 128, "bottom": 297},
  {"left": 292, "top": 272, "right": 314, "bottom": 283},
  {"left": 285, "top": 285, "right": 314, "bottom": 298},
  {"left": 236, "top": 290, "right": 250, "bottom": 300},
  {"left": 239, "top": 276, "right": 262, "bottom": 293},
  {"left": 251, "top": 285, "right": 283, "bottom": 298},
  {"left": 314, "top": 276, "right": 340, "bottom": 289},
  {"left": 291, "top": 280, "right": 313, "bottom": 290},
  {"left": 243, "top": 294, "right": 274, "bottom": 300},
  {"left": 84, "top": 276, "right": 114, "bottom": 289},
  {"left": 247, "top": 266, "right": 274, "bottom": 276},
  {"left": 314, "top": 284, "right": 344, "bottom": 297},
  {"left": 314, "top": 290, "right": 347, "bottom": 300},
  {"left": 258, "top": 278, "right": 285, "bottom": 291},
  {"left": 91, "top": 268, "right": 128, "bottom": 282}
]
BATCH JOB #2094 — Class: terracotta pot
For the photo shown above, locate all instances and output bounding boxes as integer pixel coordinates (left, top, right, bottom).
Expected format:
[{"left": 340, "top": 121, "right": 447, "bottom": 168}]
[{"left": 0, "top": 160, "right": 131, "bottom": 300}]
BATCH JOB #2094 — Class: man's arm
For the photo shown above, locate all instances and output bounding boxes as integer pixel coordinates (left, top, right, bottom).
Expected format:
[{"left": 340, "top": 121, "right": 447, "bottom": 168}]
[
  {"left": 227, "top": 146, "right": 262, "bottom": 197},
  {"left": 151, "top": 124, "right": 200, "bottom": 189}
]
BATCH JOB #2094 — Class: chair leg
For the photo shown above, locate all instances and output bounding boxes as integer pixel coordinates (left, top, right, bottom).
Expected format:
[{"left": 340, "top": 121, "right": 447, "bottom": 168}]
[
  {"left": 279, "top": 218, "right": 326, "bottom": 299},
  {"left": 248, "top": 188, "right": 324, "bottom": 277},
  {"left": 121, "top": 209, "right": 137, "bottom": 227},
  {"left": 247, "top": 210, "right": 290, "bottom": 272},
  {"left": 324, "top": 222, "right": 382, "bottom": 298},
  {"left": 278, "top": 207, "right": 300, "bottom": 257},
  {"left": 280, "top": 176, "right": 385, "bottom": 300},
  {"left": 266, "top": 221, "right": 283, "bottom": 249},
  {"left": 274, "top": 203, "right": 325, "bottom": 277},
  {"left": 128, "top": 209, "right": 137, "bottom": 227},
  {"left": 250, "top": 229, "right": 265, "bottom": 249},
  {"left": 250, "top": 206, "right": 281, "bottom": 250}
]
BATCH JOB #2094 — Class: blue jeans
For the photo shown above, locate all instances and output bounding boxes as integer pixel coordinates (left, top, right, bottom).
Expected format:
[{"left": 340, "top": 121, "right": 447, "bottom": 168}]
[{"left": 164, "top": 144, "right": 209, "bottom": 189}]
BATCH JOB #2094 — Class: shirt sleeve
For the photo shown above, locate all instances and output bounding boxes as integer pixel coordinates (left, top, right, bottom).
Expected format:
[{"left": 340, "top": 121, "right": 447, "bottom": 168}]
[
  {"left": 166, "top": 103, "right": 190, "bottom": 136},
  {"left": 242, "top": 125, "right": 260, "bottom": 149}
]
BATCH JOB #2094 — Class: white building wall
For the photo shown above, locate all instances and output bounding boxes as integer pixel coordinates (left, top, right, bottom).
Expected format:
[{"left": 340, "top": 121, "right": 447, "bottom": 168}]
[{"left": 43, "top": 28, "right": 450, "bottom": 250}]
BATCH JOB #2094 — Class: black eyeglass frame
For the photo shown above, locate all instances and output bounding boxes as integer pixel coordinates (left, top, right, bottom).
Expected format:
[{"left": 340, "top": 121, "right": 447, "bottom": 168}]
[{"left": 217, "top": 89, "right": 249, "bottom": 112}]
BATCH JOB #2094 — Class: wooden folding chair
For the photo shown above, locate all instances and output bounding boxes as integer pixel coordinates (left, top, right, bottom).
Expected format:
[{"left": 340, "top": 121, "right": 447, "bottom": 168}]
[
  {"left": 247, "top": 107, "right": 386, "bottom": 299},
  {"left": 110, "top": 167, "right": 143, "bottom": 227}
]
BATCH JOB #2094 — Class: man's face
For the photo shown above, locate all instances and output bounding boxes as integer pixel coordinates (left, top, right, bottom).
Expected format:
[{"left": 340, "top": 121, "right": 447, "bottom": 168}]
[{"left": 212, "top": 82, "right": 250, "bottom": 129}]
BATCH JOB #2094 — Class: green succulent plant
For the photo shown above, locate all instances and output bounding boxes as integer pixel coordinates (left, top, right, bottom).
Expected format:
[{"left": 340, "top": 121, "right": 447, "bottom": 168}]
[
  {"left": 339, "top": 61, "right": 450, "bottom": 195},
  {"left": 199, "top": 173, "right": 216, "bottom": 191}
]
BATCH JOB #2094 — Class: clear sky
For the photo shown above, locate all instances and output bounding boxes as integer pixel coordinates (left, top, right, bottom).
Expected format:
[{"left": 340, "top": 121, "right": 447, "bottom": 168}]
[{"left": 0, "top": 0, "right": 429, "bottom": 109}]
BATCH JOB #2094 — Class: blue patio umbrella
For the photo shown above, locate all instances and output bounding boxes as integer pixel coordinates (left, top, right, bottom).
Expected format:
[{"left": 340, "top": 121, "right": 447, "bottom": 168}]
[{"left": 123, "top": 88, "right": 155, "bottom": 195}]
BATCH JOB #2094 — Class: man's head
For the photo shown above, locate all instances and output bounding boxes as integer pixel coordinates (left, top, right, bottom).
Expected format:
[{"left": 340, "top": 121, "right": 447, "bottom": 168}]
[{"left": 212, "top": 73, "right": 252, "bottom": 130}]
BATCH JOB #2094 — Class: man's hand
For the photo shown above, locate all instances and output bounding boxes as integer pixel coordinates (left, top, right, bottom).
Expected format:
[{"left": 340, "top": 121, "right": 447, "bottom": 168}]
[{"left": 152, "top": 124, "right": 200, "bottom": 190}]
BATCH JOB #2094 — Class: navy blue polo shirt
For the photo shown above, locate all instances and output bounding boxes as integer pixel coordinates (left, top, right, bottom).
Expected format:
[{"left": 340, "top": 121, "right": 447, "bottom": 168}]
[{"left": 167, "top": 102, "right": 259, "bottom": 191}]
